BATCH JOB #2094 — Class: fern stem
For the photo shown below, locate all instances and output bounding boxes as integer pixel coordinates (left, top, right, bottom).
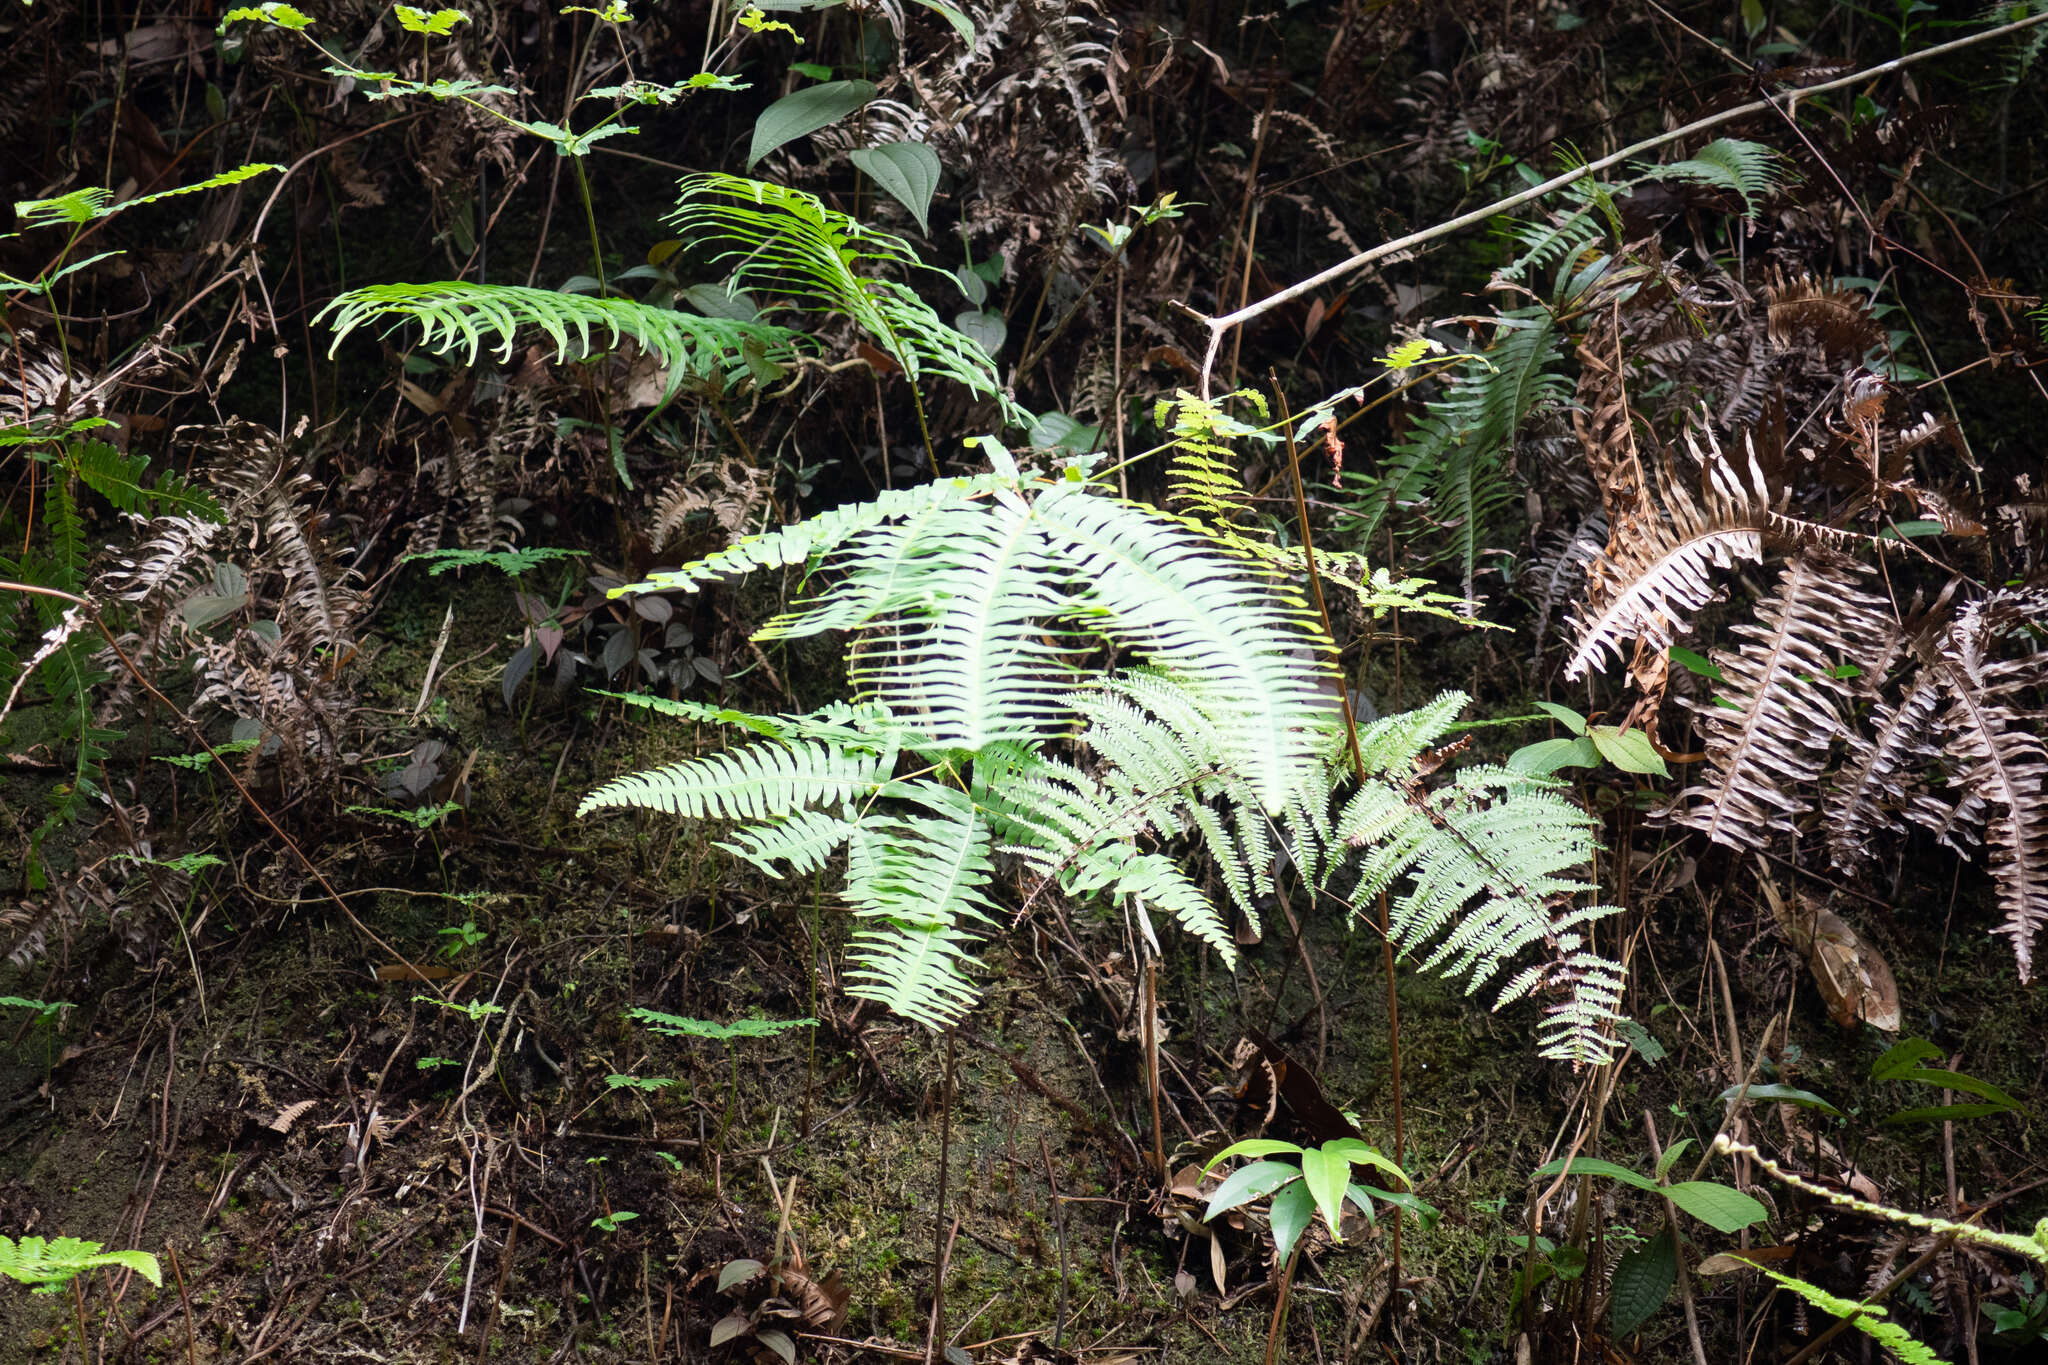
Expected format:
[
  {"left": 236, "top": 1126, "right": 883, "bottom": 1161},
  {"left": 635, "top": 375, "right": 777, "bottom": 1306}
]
[{"left": 571, "top": 155, "right": 605, "bottom": 293}]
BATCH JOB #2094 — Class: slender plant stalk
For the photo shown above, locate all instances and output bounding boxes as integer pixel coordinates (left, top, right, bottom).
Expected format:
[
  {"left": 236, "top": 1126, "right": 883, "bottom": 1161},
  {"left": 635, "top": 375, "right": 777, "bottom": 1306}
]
[
  {"left": 1273, "top": 382, "right": 1405, "bottom": 1304},
  {"left": 1264, "top": 1246, "right": 1301, "bottom": 1365},
  {"left": 925, "top": 1030, "right": 956, "bottom": 1365}
]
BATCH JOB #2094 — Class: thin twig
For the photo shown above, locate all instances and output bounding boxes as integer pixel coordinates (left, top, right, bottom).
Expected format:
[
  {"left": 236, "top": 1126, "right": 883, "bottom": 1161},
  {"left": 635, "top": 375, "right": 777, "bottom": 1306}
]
[{"left": 1186, "top": 8, "right": 2048, "bottom": 395}]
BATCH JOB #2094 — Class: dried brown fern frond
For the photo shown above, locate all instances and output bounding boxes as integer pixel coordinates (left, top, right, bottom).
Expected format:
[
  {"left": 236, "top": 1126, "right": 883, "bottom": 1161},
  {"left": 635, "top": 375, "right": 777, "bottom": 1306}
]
[
  {"left": 1764, "top": 270, "right": 1886, "bottom": 361},
  {"left": 1927, "top": 587, "right": 2048, "bottom": 977},
  {"left": 1562, "top": 428, "right": 1769, "bottom": 683},
  {"left": 1668, "top": 555, "right": 1896, "bottom": 852},
  {"left": 651, "top": 459, "right": 774, "bottom": 550}
]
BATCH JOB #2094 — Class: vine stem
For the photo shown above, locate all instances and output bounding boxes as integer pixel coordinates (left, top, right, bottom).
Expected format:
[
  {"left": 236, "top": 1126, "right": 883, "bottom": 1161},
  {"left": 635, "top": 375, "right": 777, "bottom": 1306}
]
[
  {"left": 1189, "top": 8, "right": 2048, "bottom": 397},
  {"left": 1271, "top": 384, "right": 1405, "bottom": 1311},
  {"left": 925, "top": 1029, "right": 957, "bottom": 1365}
]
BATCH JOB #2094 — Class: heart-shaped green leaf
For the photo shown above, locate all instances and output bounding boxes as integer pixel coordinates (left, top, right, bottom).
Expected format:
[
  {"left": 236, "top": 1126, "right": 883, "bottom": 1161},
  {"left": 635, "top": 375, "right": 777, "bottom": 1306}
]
[{"left": 850, "top": 141, "right": 941, "bottom": 233}]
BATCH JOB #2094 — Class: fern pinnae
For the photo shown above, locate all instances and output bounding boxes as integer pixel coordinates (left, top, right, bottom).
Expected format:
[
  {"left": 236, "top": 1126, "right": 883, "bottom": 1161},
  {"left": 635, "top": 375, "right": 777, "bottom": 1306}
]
[
  {"left": 577, "top": 739, "right": 886, "bottom": 820},
  {"left": 317, "top": 282, "right": 802, "bottom": 398},
  {"left": 1929, "top": 592, "right": 2048, "bottom": 978},
  {"left": 1671, "top": 556, "right": 1894, "bottom": 852}
]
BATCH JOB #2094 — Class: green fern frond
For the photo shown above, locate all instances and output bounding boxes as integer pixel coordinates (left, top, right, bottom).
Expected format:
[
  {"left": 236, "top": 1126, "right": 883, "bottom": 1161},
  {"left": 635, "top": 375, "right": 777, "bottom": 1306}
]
[
  {"left": 577, "top": 740, "right": 885, "bottom": 820},
  {"left": 598, "top": 690, "right": 900, "bottom": 752},
  {"left": 673, "top": 174, "right": 1023, "bottom": 420},
  {"left": 631, "top": 474, "right": 1009, "bottom": 596},
  {"left": 1634, "top": 137, "right": 1791, "bottom": 216},
  {"left": 1334, "top": 694, "right": 1625, "bottom": 1065},
  {"left": 840, "top": 782, "right": 998, "bottom": 1029},
  {"left": 316, "top": 281, "right": 802, "bottom": 398},
  {"left": 718, "top": 808, "right": 859, "bottom": 877},
  {"left": 67, "top": 439, "right": 222, "bottom": 522},
  {"left": 1351, "top": 310, "right": 1571, "bottom": 600},
  {"left": 1103, "top": 851, "right": 1236, "bottom": 962}
]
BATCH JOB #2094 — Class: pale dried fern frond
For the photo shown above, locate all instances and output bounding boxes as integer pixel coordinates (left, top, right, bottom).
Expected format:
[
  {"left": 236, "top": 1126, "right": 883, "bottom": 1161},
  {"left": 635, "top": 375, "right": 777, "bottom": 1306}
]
[{"left": 1668, "top": 555, "right": 1895, "bottom": 852}]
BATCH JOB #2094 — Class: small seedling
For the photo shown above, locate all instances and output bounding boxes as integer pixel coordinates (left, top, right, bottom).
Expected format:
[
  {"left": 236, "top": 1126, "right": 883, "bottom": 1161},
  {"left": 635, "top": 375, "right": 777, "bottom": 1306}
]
[
  {"left": 435, "top": 920, "right": 487, "bottom": 959},
  {"left": 591, "top": 1210, "right": 638, "bottom": 1233},
  {"left": 414, "top": 996, "right": 505, "bottom": 1024},
  {"left": 0, "top": 996, "right": 72, "bottom": 1022}
]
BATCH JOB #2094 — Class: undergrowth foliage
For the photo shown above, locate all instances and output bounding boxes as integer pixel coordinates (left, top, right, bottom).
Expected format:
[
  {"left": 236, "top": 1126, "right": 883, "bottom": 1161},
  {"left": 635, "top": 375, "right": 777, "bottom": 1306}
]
[{"left": 579, "top": 441, "right": 1626, "bottom": 1062}]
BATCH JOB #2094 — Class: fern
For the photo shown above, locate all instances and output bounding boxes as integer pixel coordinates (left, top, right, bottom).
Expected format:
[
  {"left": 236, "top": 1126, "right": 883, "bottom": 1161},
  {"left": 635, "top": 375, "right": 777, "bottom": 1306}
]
[
  {"left": 1669, "top": 556, "right": 1894, "bottom": 852},
  {"left": 582, "top": 449, "right": 1627, "bottom": 1057},
  {"left": 581, "top": 739, "right": 889, "bottom": 821},
  {"left": 1632, "top": 138, "right": 1791, "bottom": 216},
  {"left": 1345, "top": 308, "right": 1572, "bottom": 600},
  {"left": 317, "top": 282, "right": 802, "bottom": 399},
  {"left": 672, "top": 174, "right": 1024, "bottom": 422}
]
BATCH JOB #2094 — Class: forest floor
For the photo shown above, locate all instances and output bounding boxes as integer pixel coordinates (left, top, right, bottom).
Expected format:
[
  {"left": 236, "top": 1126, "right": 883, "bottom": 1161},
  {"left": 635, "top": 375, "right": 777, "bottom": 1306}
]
[{"left": 4, "top": 568, "right": 2046, "bottom": 1365}]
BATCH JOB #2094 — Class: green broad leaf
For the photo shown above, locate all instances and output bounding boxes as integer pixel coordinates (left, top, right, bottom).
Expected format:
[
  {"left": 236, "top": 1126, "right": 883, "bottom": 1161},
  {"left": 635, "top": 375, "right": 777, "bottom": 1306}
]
[
  {"left": 1878, "top": 520, "right": 1945, "bottom": 541},
  {"left": 219, "top": 3, "right": 312, "bottom": 30},
  {"left": 1343, "top": 1183, "right": 1377, "bottom": 1223},
  {"left": 1530, "top": 1156, "right": 1655, "bottom": 1192},
  {"left": 1662, "top": 1181, "right": 1768, "bottom": 1233},
  {"left": 1882, "top": 1101, "right": 2020, "bottom": 1126},
  {"left": 1717, "top": 1082, "right": 1843, "bottom": 1117},
  {"left": 1299, "top": 1145, "right": 1351, "bottom": 1240},
  {"left": 1668, "top": 646, "right": 1724, "bottom": 682},
  {"left": 395, "top": 6, "right": 468, "bottom": 34},
  {"left": 1609, "top": 1231, "right": 1677, "bottom": 1337},
  {"left": 1533, "top": 700, "right": 1587, "bottom": 734},
  {"left": 1354, "top": 1186, "right": 1439, "bottom": 1229},
  {"left": 1617, "top": 1017, "right": 1665, "bottom": 1064},
  {"left": 1204, "top": 1161, "right": 1299, "bottom": 1220},
  {"left": 1267, "top": 1179, "right": 1315, "bottom": 1263},
  {"left": 1507, "top": 735, "right": 1600, "bottom": 776},
  {"left": 1317, "top": 1138, "right": 1410, "bottom": 1190},
  {"left": 1870, "top": 1037, "right": 1943, "bottom": 1078},
  {"left": 790, "top": 62, "right": 834, "bottom": 80},
  {"left": 953, "top": 310, "right": 1006, "bottom": 356},
  {"left": 1026, "top": 412, "right": 1102, "bottom": 455},
  {"left": 1528, "top": 1159, "right": 1766, "bottom": 1232},
  {"left": 746, "top": 80, "right": 877, "bottom": 169},
  {"left": 911, "top": 0, "right": 975, "bottom": 42},
  {"left": 1203, "top": 1138, "right": 1303, "bottom": 1173},
  {"left": 1654, "top": 1138, "right": 1695, "bottom": 1182},
  {"left": 850, "top": 141, "right": 942, "bottom": 233},
  {"left": 1588, "top": 725, "right": 1669, "bottom": 777}
]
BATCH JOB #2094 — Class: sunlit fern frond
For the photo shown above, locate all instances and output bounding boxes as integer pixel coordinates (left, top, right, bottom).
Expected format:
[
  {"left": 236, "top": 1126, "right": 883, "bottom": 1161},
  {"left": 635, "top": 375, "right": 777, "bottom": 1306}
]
[
  {"left": 841, "top": 781, "right": 999, "bottom": 1028},
  {"left": 719, "top": 807, "right": 859, "bottom": 877},
  {"left": 317, "top": 282, "right": 803, "bottom": 399},
  {"left": 672, "top": 173, "right": 1023, "bottom": 419},
  {"left": 577, "top": 740, "right": 888, "bottom": 820}
]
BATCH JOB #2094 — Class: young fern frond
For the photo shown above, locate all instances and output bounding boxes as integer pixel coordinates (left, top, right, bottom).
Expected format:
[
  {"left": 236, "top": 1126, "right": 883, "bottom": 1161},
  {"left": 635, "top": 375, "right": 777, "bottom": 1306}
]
[
  {"left": 673, "top": 174, "right": 1024, "bottom": 421},
  {"left": 317, "top": 282, "right": 802, "bottom": 399}
]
